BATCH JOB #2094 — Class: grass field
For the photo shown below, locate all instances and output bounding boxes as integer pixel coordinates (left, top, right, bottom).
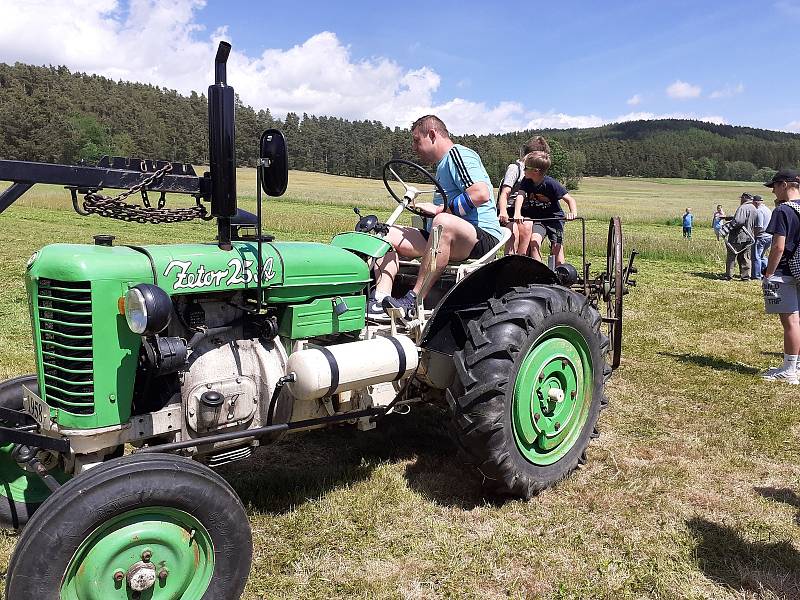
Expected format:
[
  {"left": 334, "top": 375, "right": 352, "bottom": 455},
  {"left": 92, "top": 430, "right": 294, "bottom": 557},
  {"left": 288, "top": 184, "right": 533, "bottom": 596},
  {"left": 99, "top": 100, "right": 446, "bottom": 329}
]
[{"left": 0, "top": 171, "right": 797, "bottom": 599}]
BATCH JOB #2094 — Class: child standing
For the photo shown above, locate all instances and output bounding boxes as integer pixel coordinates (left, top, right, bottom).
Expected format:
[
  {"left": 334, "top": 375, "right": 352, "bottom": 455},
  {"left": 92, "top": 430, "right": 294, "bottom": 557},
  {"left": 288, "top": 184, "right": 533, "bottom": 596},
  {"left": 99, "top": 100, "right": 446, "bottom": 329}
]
[
  {"left": 712, "top": 204, "right": 725, "bottom": 240},
  {"left": 682, "top": 207, "right": 693, "bottom": 240},
  {"left": 511, "top": 151, "right": 577, "bottom": 265}
]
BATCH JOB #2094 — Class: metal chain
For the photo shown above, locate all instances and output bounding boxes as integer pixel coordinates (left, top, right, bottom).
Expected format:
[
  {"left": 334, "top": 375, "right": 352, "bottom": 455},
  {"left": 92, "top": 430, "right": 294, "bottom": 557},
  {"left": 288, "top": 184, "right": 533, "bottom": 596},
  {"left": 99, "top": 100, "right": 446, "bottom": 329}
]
[{"left": 81, "top": 163, "right": 209, "bottom": 223}]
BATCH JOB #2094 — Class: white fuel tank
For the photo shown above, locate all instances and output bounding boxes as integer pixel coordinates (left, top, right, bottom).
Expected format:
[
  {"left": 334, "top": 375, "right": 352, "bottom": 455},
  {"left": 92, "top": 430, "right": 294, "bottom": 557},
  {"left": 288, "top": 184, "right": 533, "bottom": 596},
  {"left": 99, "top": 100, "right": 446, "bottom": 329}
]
[{"left": 286, "top": 335, "right": 418, "bottom": 401}]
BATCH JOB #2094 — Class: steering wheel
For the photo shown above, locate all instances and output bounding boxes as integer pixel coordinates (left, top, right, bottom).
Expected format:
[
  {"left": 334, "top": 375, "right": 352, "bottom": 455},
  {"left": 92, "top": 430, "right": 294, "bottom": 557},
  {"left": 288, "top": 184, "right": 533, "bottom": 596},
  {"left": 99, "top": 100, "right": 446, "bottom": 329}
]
[{"left": 381, "top": 159, "right": 448, "bottom": 217}]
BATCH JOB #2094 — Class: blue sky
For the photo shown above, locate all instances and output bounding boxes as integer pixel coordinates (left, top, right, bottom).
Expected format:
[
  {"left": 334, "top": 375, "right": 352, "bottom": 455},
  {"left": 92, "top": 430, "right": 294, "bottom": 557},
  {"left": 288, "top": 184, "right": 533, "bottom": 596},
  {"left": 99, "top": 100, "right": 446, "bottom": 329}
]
[{"left": 1, "top": 0, "right": 797, "bottom": 134}]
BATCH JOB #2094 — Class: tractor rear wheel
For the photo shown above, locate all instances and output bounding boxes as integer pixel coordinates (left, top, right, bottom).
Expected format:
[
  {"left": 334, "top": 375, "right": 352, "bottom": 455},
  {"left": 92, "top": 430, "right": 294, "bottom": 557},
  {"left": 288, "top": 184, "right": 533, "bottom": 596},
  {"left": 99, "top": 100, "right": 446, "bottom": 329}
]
[
  {"left": 0, "top": 374, "right": 68, "bottom": 528},
  {"left": 6, "top": 453, "right": 252, "bottom": 600},
  {"left": 447, "top": 285, "right": 611, "bottom": 499}
]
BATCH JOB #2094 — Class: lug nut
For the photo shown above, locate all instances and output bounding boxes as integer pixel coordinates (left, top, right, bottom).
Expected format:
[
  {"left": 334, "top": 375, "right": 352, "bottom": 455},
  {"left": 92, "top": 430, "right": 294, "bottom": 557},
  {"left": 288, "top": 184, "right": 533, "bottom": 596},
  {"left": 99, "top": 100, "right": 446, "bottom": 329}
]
[
  {"left": 571, "top": 390, "right": 576, "bottom": 399},
  {"left": 538, "top": 373, "right": 544, "bottom": 382},
  {"left": 158, "top": 568, "right": 169, "bottom": 581},
  {"left": 113, "top": 569, "right": 125, "bottom": 583},
  {"left": 141, "top": 550, "right": 152, "bottom": 562},
  {"left": 533, "top": 413, "right": 540, "bottom": 422},
  {"left": 555, "top": 421, "right": 561, "bottom": 430}
]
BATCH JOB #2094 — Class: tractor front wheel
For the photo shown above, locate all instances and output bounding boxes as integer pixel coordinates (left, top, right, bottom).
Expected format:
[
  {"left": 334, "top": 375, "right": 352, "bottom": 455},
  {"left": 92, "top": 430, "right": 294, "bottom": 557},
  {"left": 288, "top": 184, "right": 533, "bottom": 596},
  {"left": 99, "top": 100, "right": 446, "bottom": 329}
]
[
  {"left": 6, "top": 453, "right": 252, "bottom": 600},
  {"left": 448, "top": 285, "right": 611, "bottom": 498},
  {"left": 0, "top": 374, "right": 68, "bottom": 528}
]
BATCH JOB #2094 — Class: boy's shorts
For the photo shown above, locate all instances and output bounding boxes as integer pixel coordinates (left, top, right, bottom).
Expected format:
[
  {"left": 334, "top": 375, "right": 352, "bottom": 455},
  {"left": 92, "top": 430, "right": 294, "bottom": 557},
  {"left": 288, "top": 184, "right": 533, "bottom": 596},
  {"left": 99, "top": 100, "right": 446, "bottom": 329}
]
[
  {"left": 764, "top": 273, "right": 800, "bottom": 314},
  {"left": 530, "top": 221, "right": 564, "bottom": 245}
]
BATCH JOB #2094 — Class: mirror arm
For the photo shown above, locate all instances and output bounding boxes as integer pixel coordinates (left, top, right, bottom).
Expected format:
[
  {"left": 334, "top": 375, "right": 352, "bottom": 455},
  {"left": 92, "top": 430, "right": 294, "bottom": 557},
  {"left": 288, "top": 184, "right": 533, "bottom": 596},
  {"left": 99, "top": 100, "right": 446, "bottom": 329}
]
[{"left": 256, "top": 158, "right": 265, "bottom": 313}]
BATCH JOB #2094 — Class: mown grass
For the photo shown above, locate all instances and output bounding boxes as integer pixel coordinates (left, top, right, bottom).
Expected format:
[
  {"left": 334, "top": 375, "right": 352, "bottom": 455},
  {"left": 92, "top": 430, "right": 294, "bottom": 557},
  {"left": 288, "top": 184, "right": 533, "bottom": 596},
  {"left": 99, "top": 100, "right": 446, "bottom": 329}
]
[{"left": 0, "top": 171, "right": 797, "bottom": 599}]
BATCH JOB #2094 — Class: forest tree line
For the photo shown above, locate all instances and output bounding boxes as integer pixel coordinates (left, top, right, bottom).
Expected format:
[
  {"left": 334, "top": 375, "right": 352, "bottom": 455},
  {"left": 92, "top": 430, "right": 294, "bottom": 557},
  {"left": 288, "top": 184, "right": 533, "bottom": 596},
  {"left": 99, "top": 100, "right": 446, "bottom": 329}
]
[{"left": 2, "top": 62, "right": 799, "bottom": 189}]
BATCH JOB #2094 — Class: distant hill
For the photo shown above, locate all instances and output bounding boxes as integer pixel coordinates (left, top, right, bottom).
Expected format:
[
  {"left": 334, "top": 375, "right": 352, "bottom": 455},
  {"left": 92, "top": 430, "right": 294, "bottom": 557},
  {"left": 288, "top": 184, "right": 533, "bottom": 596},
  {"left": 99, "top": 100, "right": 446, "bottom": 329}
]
[
  {"left": 1, "top": 62, "right": 797, "bottom": 188},
  {"left": 546, "top": 120, "right": 800, "bottom": 180}
]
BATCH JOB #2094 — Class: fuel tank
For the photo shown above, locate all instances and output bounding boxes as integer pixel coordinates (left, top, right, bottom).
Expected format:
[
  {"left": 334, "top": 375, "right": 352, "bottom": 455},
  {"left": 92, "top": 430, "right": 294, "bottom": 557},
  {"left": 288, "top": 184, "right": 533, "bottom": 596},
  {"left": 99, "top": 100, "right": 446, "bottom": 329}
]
[{"left": 286, "top": 335, "right": 419, "bottom": 401}]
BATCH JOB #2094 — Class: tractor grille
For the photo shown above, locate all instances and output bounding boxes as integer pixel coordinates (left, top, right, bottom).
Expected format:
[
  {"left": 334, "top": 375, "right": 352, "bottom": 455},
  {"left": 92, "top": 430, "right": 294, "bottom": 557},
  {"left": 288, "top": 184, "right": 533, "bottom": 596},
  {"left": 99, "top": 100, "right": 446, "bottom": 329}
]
[{"left": 37, "top": 279, "right": 94, "bottom": 415}]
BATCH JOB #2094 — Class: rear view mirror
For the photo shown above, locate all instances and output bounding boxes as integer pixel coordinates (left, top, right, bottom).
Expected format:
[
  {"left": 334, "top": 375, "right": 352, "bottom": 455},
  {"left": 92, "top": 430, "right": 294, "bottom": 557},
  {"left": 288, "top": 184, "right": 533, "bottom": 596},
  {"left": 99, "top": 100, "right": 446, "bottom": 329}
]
[{"left": 259, "top": 129, "right": 288, "bottom": 197}]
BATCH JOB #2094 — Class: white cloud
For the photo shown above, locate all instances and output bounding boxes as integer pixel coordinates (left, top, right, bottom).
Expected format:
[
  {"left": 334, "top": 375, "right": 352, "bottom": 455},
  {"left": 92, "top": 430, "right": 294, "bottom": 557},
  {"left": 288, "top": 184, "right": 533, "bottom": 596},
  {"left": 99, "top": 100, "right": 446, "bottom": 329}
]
[
  {"left": 0, "top": 1, "right": 729, "bottom": 134},
  {"left": 709, "top": 83, "right": 744, "bottom": 99},
  {"left": 0, "top": 0, "right": 217, "bottom": 93},
  {"left": 627, "top": 94, "right": 642, "bottom": 106},
  {"left": 666, "top": 80, "right": 702, "bottom": 99},
  {"left": 785, "top": 121, "right": 800, "bottom": 132},
  {"left": 231, "top": 32, "right": 445, "bottom": 128},
  {"left": 524, "top": 112, "right": 606, "bottom": 130}
]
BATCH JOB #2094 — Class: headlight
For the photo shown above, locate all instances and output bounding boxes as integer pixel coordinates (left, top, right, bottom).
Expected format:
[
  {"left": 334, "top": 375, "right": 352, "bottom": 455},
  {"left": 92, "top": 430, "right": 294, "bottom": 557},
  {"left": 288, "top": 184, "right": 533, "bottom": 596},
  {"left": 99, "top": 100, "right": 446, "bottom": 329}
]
[
  {"left": 26, "top": 252, "right": 38, "bottom": 270},
  {"left": 124, "top": 284, "right": 172, "bottom": 335}
]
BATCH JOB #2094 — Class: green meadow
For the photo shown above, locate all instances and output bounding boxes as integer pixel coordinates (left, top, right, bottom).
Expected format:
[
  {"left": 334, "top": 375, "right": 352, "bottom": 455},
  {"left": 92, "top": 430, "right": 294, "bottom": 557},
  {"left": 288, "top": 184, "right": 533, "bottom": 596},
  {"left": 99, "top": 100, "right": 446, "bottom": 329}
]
[{"left": 0, "top": 171, "right": 796, "bottom": 599}]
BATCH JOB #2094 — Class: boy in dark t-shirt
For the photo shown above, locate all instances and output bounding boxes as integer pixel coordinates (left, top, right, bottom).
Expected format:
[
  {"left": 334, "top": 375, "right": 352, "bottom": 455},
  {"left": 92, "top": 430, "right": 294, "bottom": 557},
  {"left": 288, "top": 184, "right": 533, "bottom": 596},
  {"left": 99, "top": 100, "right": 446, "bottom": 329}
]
[
  {"left": 511, "top": 150, "right": 578, "bottom": 265},
  {"left": 762, "top": 168, "right": 800, "bottom": 384}
]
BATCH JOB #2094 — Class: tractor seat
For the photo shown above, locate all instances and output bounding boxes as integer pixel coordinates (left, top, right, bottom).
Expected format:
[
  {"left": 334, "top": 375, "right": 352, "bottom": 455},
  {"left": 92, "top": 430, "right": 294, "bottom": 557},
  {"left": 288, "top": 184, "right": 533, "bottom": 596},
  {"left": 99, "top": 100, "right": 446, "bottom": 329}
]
[{"left": 400, "top": 216, "right": 511, "bottom": 282}]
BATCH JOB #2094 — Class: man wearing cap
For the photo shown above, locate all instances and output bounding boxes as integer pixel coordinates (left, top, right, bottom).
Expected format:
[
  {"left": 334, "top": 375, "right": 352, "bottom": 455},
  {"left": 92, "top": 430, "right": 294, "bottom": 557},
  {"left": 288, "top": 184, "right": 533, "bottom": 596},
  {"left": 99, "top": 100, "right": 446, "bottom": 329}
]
[
  {"left": 751, "top": 195, "right": 772, "bottom": 280},
  {"left": 761, "top": 169, "right": 800, "bottom": 383},
  {"left": 723, "top": 193, "right": 758, "bottom": 281}
]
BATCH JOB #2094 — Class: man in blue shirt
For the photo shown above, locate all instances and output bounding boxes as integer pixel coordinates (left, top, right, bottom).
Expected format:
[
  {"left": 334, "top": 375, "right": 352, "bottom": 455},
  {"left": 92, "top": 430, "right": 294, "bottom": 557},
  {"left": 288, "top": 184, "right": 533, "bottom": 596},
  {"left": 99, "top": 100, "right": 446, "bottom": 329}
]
[
  {"left": 682, "top": 207, "right": 693, "bottom": 240},
  {"left": 751, "top": 195, "right": 772, "bottom": 279},
  {"left": 369, "top": 115, "right": 502, "bottom": 320}
]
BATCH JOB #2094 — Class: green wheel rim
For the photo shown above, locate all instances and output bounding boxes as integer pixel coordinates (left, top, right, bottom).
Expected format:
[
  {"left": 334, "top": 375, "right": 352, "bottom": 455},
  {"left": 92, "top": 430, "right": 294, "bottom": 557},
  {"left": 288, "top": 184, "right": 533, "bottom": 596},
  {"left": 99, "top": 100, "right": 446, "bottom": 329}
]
[
  {"left": 60, "top": 507, "right": 214, "bottom": 600},
  {"left": 512, "top": 325, "right": 593, "bottom": 466},
  {"left": 0, "top": 444, "right": 68, "bottom": 505}
]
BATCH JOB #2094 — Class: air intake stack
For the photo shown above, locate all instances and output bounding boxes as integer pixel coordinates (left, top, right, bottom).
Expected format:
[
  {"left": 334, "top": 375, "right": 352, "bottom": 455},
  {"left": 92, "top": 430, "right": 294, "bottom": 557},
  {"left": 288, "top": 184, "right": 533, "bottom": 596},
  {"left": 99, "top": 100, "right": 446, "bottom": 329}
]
[{"left": 208, "top": 41, "right": 237, "bottom": 250}]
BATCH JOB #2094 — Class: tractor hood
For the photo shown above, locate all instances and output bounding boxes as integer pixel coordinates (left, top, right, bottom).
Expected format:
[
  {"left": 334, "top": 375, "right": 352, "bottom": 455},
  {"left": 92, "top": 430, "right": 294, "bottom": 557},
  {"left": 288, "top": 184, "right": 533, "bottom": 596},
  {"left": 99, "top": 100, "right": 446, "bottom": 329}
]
[{"left": 27, "top": 241, "right": 369, "bottom": 302}]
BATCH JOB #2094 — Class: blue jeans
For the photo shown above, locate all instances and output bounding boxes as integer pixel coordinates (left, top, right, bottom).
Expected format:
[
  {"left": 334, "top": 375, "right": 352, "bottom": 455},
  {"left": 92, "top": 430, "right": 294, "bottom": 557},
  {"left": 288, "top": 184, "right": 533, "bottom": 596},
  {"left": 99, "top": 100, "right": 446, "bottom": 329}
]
[{"left": 752, "top": 234, "right": 772, "bottom": 279}]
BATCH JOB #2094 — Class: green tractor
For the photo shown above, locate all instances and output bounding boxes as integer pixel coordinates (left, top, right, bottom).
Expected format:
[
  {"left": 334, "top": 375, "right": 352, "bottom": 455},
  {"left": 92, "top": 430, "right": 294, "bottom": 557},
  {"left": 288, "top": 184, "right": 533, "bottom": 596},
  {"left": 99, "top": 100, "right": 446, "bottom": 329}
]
[{"left": 0, "top": 42, "right": 635, "bottom": 599}]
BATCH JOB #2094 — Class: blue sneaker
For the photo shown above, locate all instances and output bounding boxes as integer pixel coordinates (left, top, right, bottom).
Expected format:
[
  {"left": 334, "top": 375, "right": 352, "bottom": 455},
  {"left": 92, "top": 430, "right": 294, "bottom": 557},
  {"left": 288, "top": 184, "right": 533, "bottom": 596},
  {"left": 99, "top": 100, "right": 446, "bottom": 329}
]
[
  {"left": 366, "top": 296, "right": 391, "bottom": 322},
  {"left": 382, "top": 290, "right": 418, "bottom": 320}
]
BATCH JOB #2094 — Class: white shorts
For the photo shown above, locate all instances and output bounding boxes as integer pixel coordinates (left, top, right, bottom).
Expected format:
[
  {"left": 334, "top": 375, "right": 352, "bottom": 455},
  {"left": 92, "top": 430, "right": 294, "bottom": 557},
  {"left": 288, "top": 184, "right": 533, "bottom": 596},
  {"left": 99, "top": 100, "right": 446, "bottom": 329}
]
[{"left": 764, "top": 273, "right": 800, "bottom": 314}]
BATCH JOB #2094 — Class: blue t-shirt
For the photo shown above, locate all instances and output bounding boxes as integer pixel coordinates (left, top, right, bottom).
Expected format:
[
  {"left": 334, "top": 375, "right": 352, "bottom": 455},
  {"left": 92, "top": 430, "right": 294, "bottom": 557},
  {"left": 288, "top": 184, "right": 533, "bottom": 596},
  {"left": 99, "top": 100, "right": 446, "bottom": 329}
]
[
  {"left": 766, "top": 203, "right": 800, "bottom": 272},
  {"left": 432, "top": 144, "right": 502, "bottom": 242},
  {"left": 683, "top": 213, "right": 693, "bottom": 227},
  {"left": 518, "top": 175, "right": 568, "bottom": 219}
]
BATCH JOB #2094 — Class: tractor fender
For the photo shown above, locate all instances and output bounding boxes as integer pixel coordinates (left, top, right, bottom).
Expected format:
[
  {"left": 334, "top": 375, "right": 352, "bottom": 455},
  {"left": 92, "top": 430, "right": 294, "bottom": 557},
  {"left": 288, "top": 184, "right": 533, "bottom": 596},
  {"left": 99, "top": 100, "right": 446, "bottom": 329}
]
[{"left": 420, "top": 255, "right": 558, "bottom": 356}]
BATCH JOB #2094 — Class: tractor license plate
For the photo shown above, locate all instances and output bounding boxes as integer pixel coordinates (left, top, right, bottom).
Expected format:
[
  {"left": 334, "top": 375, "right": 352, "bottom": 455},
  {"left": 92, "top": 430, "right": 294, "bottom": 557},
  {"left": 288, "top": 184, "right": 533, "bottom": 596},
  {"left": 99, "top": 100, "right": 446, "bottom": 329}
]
[{"left": 22, "top": 385, "right": 53, "bottom": 430}]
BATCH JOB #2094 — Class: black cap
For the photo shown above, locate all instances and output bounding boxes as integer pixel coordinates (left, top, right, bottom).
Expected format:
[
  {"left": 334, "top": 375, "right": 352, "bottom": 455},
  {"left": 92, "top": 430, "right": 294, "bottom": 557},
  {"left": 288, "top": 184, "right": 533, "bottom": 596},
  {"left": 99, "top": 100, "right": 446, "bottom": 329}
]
[
  {"left": 764, "top": 168, "right": 800, "bottom": 187},
  {"left": 752, "top": 195, "right": 763, "bottom": 202},
  {"left": 740, "top": 192, "right": 753, "bottom": 200}
]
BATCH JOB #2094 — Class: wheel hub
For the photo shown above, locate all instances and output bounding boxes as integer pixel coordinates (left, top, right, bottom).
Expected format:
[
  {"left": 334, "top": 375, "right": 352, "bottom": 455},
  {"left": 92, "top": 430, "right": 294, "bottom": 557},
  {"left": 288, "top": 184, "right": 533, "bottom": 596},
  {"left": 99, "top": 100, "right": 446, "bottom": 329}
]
[
  {"left": 126, "top": 560, "right": 157, "bottom": 592},
  {"left": 61, "top": 508, "right": 213, "bottom": 600},
  {"left": 512, "top": 326, "right": 593, "bottom": 466}
]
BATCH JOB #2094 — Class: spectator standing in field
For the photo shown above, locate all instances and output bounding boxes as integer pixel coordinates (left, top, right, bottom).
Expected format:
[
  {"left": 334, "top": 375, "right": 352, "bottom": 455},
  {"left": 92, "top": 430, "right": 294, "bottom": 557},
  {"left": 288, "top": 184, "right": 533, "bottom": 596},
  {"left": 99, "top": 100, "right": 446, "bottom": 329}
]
[
  {"left": 724, "top": 193, "right": 758, "bottom": 281},
  {"left": 371, "top": 115, "right": 502, "bottom": 320},
  {"left": 682, "top": 207, "right": 693, "bottom": 240},
  {"left": 712, "top": 204, "right": 726, "bottom": 240},
  {"left": 511, "top": 151, "right": 577, "bottom": 265},
  {"left": 497, "top": 136, "right": 550, "bottom": 254},
  {"left": 751, "top": 195, "right": 772, "bottom": 280},
  {"left": 761, "top": 169, "right": 800, "bottom": 383}
]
